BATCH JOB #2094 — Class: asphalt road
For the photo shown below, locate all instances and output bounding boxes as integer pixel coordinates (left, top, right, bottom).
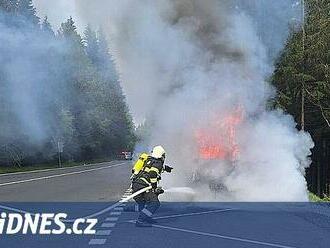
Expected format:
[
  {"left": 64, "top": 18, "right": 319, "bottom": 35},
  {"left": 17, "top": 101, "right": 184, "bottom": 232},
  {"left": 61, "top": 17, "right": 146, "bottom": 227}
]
[
  {"left": 110, "top": 203, "right": 330, "bottom": 248},
  {"left": 1, "top": 202, "right": 329, "bottom": 248},
  {"left": 0, "top": 160, "right": 132, "bottom": 201},
  {"left": 0, "top": 161, "right": 330, "bottom": 248}
]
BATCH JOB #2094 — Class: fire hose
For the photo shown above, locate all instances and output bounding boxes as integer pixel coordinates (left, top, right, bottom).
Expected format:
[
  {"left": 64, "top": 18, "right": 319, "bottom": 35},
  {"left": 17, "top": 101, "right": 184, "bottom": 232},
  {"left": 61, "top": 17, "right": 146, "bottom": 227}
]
[
  {"left": 65, "top": 186, "right": 152, "bottom": 222},
  {"left": 0, "top": 186, "right": 194, "bottom": 223},
  {"left": 0, "top": 186, "right": 152, "bottom": 223}
]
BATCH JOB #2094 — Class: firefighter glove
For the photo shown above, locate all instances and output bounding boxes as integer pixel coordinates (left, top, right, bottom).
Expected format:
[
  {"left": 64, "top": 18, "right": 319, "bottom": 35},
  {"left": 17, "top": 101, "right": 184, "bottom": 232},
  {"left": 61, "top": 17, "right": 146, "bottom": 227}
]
[
  {"left": 164, "top": 165, "right": 173, "bottom": 173},
  {"left": 155, "top": 187, "right": 165, "bottom": 195}
]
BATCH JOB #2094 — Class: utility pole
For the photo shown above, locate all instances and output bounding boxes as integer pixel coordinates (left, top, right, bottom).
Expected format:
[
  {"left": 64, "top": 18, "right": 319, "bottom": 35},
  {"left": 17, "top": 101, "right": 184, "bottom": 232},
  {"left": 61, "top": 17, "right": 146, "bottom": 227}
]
[
  {"left": 57, "top": 140, "right": 63, "bottom": 168},
  {"left": 301, "top": 0, "right": 306, "bottom": 131}
]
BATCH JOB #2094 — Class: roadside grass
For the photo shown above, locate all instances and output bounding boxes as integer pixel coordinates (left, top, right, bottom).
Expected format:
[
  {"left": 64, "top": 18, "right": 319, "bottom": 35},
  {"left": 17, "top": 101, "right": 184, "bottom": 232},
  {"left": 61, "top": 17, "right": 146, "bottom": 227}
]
[
  {"left": 309, "top": 192, "right": 330, "bottom": 202},
  {"left": 0, "top": 158, "right": 115, "bottom": 175}
]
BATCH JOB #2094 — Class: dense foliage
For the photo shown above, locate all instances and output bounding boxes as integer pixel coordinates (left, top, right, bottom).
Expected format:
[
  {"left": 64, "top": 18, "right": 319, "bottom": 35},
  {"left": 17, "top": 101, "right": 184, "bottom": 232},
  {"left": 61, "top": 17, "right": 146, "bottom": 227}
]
[
  {"left": 0, "top": 0, "right": 136, "bottom": 167},
  {"left": 272, "top": 0, "right": 330, "bottom": 196}
]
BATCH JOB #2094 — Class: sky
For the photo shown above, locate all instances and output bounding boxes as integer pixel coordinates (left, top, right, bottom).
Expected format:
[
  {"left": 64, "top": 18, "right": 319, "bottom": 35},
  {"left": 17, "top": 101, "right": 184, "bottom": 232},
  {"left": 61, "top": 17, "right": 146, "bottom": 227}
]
[{"left": 33, "top": 0, "right": 86, "bottom": 32}]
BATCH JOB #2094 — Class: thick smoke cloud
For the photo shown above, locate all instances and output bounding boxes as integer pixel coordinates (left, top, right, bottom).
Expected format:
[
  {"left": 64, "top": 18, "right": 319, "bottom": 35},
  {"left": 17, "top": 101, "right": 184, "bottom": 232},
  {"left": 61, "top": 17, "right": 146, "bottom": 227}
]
[
  {"left": 0, "top": 10, "right": 71, "bottom": 163},
  {"left": 1, "top": 4, "right": 136, "bottom": 166},
  {"left": 69, "top": 0, "right": 313, "bottom": 201}
]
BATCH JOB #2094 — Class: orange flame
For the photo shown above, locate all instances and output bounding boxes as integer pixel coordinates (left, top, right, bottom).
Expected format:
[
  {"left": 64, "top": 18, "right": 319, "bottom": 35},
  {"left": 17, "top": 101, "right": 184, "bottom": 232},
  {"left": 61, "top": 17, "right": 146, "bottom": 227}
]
[{"left": 195, "top": 107, "right": 243, "bottom": 161}]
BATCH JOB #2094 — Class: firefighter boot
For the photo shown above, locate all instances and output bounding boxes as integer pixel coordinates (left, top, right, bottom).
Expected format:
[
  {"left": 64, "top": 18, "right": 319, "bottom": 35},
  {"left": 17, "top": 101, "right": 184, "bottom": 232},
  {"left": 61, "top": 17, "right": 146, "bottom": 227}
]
[
  {"left": 145, "top": 217, "right": 158, "bottom": 224},
  {"left": 135, "top": 220, "right": 152, "bottom": 227}
]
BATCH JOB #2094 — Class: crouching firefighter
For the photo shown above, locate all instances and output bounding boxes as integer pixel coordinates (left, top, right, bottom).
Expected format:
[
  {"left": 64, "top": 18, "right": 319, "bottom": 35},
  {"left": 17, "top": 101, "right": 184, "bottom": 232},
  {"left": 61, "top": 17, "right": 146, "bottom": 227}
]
[{"left": 131, "top": 146, "right": 173, "bottom": 227}]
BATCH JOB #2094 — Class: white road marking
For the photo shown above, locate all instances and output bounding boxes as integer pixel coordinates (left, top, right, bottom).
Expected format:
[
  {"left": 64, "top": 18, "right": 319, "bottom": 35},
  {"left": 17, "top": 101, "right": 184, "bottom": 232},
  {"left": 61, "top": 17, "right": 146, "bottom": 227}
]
[
  {"left": 96, "top": 230, "right": 112, "bottom": 236},
  {"left": 154, "top": 208, "right": 236, "bottom": 220},
  {"left": 0, "top": 205, "right": 29, "bottom": 215},
  {"left": 114, "top": 207, "right": 124, "bottom": 211},
  {"left": 106, "top": 217, "right": 119, "bottom": 222},
  {"left": 0, "top": 161, "right": 115, "bottom": 177},
  {"left": 0, "top": 186, "right": 137, "bottom": 223},
  {"left": 71, "top": 187, "right": 149, "bottom": 221},
  {"left": 152, "top": 225, "right": 297, "bottom": 248},
  {"left": 0, "top": 162, "right": 126, "bottom": 187},
  {"left": 101, "top": 223, "right": 116, "bottom": 228},
  {"left": 88, "top": 189, "right": 128, "bottom": 246},
  {"left": 110, "top": 212, "right": 122, "bottom": 216},
  {"left": 89, "top": 239, "right": 107, "bottom": 245}
]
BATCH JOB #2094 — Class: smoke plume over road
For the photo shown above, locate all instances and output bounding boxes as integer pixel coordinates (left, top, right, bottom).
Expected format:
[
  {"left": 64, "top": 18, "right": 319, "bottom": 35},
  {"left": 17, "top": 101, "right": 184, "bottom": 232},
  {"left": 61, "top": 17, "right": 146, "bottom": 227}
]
[{"left": 37, "top": 0, "right": 313, "bottom": 201}]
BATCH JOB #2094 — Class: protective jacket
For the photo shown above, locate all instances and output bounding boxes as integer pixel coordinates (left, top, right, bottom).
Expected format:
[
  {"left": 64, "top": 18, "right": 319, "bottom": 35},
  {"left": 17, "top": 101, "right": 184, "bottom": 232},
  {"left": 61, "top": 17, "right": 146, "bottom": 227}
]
[{"left": 134, "top": 157, "right": 164, "bottom": 189}]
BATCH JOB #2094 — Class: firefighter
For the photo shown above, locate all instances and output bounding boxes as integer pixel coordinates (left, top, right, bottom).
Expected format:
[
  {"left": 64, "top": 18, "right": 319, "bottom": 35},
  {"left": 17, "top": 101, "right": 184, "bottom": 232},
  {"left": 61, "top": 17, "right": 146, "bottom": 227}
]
[{"left": 132, "top": 145, "right": 173, "bottom": 227}]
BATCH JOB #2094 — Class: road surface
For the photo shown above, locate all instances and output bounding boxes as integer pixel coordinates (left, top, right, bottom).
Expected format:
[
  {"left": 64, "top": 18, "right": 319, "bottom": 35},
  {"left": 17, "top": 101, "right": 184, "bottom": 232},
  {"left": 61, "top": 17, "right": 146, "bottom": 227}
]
[
  {"left": 0, "top": 161, "right": 132, "bottom": 201},
  {"left": 0, "top": 161, "right": 329, "bottom": 248}
]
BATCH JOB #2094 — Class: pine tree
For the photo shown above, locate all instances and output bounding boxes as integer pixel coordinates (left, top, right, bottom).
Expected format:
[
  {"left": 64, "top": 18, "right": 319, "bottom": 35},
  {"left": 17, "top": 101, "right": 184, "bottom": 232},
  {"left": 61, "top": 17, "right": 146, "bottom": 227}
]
[
  {"left": 0, "top": 9, "right": 136, "bottom": 165},
  {"left": 97, "top": 28, "right": 119, "bottom": 82},
  {"left": 98, "top": 29, "right": 109, "bottom": 60},
  {"left": 272, "top": 0, "right": 330, "bottom": 196},
  {"left": 272, "top": 0, "right": 330, "bottom": 131},
  {"left": 96, "top": 29, "right": 136, "bottom": 151},
  {"left": 58, "top": 17, "right": 88, "bottom": 78},
  {"left": 0, "top": 0, "right": 17, "bottom": 16},
  {"left": 58, "top": 18, "right": 102, "bottom": 159},
  {"left": 84, "top": 24, "right": 99, "bottom": 64},
  {"left": 16, "top": 0, "right": 39, "bottom": 25},
  {"left": 41, "top": 16, "right": 54, "bottom": 36},
  {"left": 0, "top": 0, "right": 15, "bottom": 12}
]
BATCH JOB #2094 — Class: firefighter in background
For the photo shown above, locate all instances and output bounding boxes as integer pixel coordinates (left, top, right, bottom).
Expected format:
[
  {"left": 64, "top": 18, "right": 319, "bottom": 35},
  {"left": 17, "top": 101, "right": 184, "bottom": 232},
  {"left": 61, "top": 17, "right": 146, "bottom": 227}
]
[{"left": 131, "top": 146, "right": 173, "bottom": 227}]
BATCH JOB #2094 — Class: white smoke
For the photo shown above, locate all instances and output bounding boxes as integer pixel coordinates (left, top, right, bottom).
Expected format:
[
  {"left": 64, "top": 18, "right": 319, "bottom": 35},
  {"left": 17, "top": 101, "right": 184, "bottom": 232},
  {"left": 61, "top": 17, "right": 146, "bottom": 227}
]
[{"left": 55, "top": 0, "right": 313, "bottom": 201}]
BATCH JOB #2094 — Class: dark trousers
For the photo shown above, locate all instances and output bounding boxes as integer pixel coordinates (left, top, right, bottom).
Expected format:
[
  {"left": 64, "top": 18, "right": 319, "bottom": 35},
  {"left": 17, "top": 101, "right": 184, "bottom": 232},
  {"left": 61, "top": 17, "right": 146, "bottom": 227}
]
[{"left": 132, "top": 181, "right": 160, "bottom": 221}]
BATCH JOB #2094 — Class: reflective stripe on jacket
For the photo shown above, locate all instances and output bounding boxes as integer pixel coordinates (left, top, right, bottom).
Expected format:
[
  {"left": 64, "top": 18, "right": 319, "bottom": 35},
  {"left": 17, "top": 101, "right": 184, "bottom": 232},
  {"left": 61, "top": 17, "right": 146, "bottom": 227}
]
[{"left": 135, "top": 157, "right": 164, "bottom": 187}]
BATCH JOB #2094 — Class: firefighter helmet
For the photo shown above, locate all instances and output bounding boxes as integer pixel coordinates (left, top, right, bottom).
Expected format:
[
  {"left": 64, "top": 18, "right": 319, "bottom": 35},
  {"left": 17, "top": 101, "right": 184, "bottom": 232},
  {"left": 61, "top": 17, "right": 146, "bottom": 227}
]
[{"left": 151, "top": 146, "right": 166, "bottom": 159}]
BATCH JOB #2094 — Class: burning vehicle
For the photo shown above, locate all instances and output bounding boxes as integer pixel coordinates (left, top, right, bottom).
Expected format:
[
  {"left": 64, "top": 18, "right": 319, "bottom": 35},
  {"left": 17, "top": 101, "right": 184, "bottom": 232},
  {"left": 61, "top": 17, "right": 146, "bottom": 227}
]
[{"left": 191, "top": 107, "right": 243, "bottom": 194}]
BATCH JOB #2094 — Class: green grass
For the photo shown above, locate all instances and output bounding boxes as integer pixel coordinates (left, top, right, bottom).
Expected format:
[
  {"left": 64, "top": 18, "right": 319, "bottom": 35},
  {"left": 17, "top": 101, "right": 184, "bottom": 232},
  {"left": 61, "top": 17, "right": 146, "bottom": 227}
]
[
  {"left": 0, "top": 158, "right": 115, "bottom": 175},
  {"left": 309, "top": 192, "right": 330, "bottom": 202}
]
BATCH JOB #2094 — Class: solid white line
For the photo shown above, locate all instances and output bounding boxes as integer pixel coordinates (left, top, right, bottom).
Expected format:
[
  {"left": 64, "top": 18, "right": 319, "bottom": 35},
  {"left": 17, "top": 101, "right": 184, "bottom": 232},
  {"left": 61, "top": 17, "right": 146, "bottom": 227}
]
[
  {"left": 0, "top": 205, "right": 29, "bottom": 215},
  {"left": 153, "top": 225, "right": 297, "bottom": 248},
  {"left": 89, "top": 239, "right": 107, "bottom": 245},
  {"left": 154, "top": 208, "right": 236, "bottom": 220},
  {"left": 0, "top": 161, "right": 115, "bottom": 177},
  {"left": 0, "top": 162, "right": 126, "bottom": 187}
]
